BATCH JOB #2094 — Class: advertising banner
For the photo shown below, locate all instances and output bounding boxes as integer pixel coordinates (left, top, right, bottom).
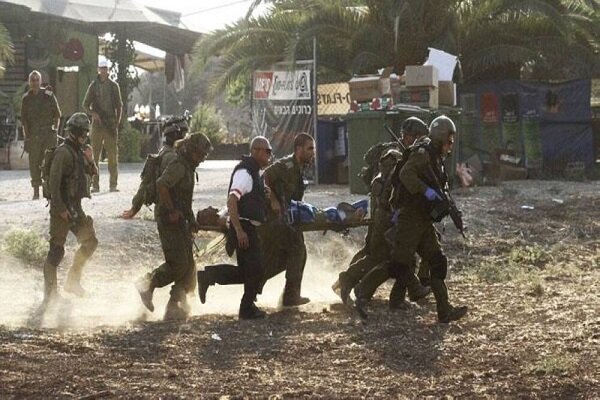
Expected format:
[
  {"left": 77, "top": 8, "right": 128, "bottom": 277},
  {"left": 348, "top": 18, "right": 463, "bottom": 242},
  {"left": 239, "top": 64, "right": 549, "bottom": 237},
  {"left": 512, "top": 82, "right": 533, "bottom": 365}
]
[{"left": 252, "top": 68, "right": 315, "bottom": 156}]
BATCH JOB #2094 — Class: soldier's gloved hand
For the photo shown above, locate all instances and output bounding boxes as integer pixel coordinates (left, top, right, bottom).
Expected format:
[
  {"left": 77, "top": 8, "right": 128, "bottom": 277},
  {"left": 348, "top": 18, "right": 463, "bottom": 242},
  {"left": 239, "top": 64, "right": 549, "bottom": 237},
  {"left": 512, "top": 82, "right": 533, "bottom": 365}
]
[
  {"left": 424, "top": 187, "right": 442, "bottom": 201},
  {"left": 391, "top": 209, "right": 400, "bottom": 224}
]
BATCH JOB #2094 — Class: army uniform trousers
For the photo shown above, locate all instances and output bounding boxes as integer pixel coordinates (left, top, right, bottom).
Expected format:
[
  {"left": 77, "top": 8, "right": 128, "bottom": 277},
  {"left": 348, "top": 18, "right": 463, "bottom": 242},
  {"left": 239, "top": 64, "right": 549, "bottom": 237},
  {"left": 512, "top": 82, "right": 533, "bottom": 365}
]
[
  {"left": 91, "top": 123, "right": 118, "bottom": 189},
  {"left": 46, "top": 206, "right": 98, "bottom": 275},
  {"left": 148, "top": 218, "right": 196, "bottom": 302},
  {"left": 388, "top": 210, "right": 454, "bottom": 314},
  {"left": 258, "top": 221, "right": 306, "bottom": 290},
  {"left": 340, "top": 210, "right": 391, "bottom": 287},
  {"left": 29, "top": 130, "right": 57, "bottom": 187}
]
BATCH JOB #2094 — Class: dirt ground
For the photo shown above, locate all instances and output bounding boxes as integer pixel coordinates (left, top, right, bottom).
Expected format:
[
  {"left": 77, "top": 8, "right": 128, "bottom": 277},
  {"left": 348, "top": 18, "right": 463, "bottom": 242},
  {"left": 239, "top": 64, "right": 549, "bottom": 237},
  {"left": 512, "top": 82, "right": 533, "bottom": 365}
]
[{"left": 0, "top": 161, "right": 599, "bottom": 399}]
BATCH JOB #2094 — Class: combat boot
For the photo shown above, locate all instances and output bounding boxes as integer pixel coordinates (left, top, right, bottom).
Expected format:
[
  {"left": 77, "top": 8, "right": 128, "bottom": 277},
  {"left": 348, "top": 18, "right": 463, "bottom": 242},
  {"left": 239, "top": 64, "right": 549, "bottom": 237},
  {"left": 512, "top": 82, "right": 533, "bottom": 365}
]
[
  {"left": 438, "top": 305, "right": 468, "bottom": 323},
  {"left": 430, "top": 278, "right": 468, "bottom": 323},
  {"left": 163, "top": 300, "right": 189, "bottom": 321},
  {"left": 239, "top": 303, "right": 266, "bottom": 319},
  {"left": 282, "top": 280, "right": 310, "bottom": 307},
  {"left": 135, "top": 275, "right": 155, "bottom": 312},
  {"left": 408, "top": 285, "right": 431, "bottom": 302},
  {"left": 239, "top": 293, "right": 266, "bottom": 319},
  {"left": 41, "top": 262, "right": 61, "bottom": 307},
  {"left": 338, "top": 272, "right": 354, "bottom": 305},
  {"left": 64, "top": 251, "right": 87, "bottom": 297},
  {"left": 388, "top": 280, "right": 410, "bottom": 310},
  {"left": 164, "top": 288, "right": 190, "bottom": 321},
  {"left": 32, "top": 186, "right": 40, "bottom": 200}
]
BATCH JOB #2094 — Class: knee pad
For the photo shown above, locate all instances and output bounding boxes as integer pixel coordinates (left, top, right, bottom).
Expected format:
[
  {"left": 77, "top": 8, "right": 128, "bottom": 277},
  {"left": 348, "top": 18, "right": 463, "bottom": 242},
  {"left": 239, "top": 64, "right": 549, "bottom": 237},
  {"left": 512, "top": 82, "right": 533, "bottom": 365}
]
[
  {"left": 80, "top": 236, "right": 98, "bottom": 258},
  {"left": 428, "top": 251, "right": 448, "bottom": 280},
  {"left": 46, "top": 244, "right": 65, "bottom": 266}
]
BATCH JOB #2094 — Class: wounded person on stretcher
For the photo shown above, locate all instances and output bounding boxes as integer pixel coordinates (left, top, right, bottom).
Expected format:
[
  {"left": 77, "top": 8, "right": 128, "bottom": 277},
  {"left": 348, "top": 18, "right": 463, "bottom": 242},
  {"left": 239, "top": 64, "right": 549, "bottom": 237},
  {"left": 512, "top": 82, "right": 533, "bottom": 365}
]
[{"left": 196, "top": 199, "right": 369, "bottom": 229}]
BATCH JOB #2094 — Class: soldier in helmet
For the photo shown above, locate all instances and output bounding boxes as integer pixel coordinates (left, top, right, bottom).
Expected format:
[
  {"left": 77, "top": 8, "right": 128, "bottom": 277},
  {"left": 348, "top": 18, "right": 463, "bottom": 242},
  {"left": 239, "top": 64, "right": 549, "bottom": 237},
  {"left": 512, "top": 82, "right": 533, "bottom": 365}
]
[
  {"left": 41, "top": 113, "right": 98, "bottom": 307},
  {"left": 136, "top": 132, "right": 212, "bottom": 320},
  {"left": 339, "top": 117, "right": 430, "bottom": 309},
  {"left": 121, "top": 116, "right": 189, "bottom": 219},
  {"left": 382, "top": 115, "right": 468, "bottom": 323},
  {"left": 21, "top": 70, "right": 61, "bottom": 200}
]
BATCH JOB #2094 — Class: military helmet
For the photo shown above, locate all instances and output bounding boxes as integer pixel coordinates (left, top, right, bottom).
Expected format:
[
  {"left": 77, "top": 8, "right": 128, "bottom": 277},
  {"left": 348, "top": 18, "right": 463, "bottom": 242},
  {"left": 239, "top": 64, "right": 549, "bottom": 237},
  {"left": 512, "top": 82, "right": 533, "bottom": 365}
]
[
  {"left": 65, "top": 113, "right": 91, "bottom": 136},
  {"left": 429, "top": 115, "right": 456, "bottom": 148},
  {"left": 164, "top": 116, "right": 189, "bottom": 138},
  {"left": 185, "top": 132, "right": 212, "bottom": 154},
  {"left": 401, "top": 116, "right": 428, "bottom": 138}
]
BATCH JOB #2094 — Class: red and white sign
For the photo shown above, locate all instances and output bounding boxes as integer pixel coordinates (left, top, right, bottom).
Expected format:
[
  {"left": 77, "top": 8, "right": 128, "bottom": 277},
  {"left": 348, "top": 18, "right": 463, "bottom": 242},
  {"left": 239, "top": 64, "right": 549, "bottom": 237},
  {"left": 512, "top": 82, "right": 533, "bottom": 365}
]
[{"left": 253, "top": 70, "right": 311, "bottom": 101}]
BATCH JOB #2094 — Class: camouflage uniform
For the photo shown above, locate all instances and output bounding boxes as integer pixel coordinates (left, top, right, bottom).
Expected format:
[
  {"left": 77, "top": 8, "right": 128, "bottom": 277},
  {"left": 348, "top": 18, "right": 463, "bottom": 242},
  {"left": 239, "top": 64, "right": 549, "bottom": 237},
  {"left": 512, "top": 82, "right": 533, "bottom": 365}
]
[
  {"left": 387, "top": 116, "right": 467, "bottom": 322},
  {"left": 349, "top": 150, "right": 427, "bottom": 307},
  {"left": 146, "top": 152, "right": 198, "bottom": 309},
  {"left": 260, "top": 154, "right": 308, "bottom": 302},
  {"left": 42, "top": 113, "right": 97, "bottom": 303},
  {"left": 82, "top": 76, "right": 123, "bottom": 190},
  {"left": 21, "top": 87, "right": 61, "bottom": 189}
]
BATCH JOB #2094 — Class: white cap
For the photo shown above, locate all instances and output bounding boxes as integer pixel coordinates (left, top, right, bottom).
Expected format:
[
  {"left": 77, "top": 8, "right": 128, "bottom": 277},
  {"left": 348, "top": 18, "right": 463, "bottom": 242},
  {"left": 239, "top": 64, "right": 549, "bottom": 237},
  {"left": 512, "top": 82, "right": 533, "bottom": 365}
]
[{"left": 98, "top": 58, "right": 110, "bottom": 68}]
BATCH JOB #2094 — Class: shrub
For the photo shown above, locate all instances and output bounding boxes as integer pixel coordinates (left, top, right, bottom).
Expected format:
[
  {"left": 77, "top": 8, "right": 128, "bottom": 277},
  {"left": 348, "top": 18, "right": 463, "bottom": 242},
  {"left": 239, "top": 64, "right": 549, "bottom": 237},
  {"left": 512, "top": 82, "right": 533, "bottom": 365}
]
[
  {"left": 190, "top": 104, "right": 225, "bottom": 145},
  {"left": 3, "top": 228, "right": 47, "bottom": 263},
  {"left": 118, "top": 121, "right": 143, "bottom": 162}
]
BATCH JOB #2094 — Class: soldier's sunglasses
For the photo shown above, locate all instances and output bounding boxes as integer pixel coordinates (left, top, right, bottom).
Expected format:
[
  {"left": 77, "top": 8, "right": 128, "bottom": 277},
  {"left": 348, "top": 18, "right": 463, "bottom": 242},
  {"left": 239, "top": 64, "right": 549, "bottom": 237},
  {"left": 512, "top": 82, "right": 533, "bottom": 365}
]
[{"left": 257, "top": 147, "right": 272, "bottom": 155}]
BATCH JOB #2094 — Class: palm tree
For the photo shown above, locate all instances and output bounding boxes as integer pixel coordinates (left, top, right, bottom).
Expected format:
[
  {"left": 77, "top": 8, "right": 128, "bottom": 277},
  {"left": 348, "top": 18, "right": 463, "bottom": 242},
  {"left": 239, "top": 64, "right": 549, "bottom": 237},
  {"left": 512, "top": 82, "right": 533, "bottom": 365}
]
[
  {"left": 193, "top": 0, "right": 600, "bottom": 98},
  {"left": 0, "top": 23, "right": 14, "bottom": 78}
]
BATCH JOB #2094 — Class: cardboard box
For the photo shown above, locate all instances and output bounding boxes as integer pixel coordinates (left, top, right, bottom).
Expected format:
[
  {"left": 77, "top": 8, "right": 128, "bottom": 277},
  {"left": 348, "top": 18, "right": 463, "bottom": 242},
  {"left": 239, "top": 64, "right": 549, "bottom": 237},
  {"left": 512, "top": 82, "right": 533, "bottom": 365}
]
[
  {"left": 348, "top": 67, "right": 393, "bottom": 102},
  {"left": 397, "top": 86, "right": 439, "bottom": 109},
  {"left": 438, "top": 81, "right": 456, "bottom": 106},
  {"left": 405, "top": 65, "right": 439, "bottom": 87}
]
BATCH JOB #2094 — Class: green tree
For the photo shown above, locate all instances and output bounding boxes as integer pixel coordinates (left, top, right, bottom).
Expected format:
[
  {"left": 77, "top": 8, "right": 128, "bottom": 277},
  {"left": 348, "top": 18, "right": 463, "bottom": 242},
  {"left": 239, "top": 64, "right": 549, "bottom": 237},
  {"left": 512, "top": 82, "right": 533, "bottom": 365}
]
[
  {"left": 0, "top": 23, "right": 14, "bottom": 78},
  {"left": 194, "top": 0, "right": 599, "bottom": 92}
]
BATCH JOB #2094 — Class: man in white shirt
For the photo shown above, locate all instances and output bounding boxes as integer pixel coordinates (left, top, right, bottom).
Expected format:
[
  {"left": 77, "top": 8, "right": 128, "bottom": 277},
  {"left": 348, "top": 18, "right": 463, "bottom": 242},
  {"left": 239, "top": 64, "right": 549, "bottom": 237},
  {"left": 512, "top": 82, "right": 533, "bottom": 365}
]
[{"left": 198, "top": 136, "right": 272, "bottom": 319}]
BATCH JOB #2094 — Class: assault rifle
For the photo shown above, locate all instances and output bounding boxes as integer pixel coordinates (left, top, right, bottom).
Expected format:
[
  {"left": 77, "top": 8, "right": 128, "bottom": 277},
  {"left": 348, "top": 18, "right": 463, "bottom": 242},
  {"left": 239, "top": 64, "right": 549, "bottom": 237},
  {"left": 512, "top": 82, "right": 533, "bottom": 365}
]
[{"left": 384, "top": 124, "right": 406, "bottom": 152}]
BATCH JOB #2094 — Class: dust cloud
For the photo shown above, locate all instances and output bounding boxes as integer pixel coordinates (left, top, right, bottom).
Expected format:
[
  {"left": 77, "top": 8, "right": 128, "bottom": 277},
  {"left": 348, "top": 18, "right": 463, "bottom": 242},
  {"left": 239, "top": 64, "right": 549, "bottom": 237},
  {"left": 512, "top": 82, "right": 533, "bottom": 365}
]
[{"left": 0, "top": 231, "right": 363, "bottom": 331}]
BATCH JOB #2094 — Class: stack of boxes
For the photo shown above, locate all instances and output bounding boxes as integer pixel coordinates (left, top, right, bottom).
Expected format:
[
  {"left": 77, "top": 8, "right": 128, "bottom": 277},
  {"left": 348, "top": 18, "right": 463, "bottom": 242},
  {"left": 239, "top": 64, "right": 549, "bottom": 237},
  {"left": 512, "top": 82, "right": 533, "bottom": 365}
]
[
  {"left": 399, "top": 65, "right": 439, "bottom": 108},
  {"left": 347, "top": 64, "right": 457, "bottom": 110}
]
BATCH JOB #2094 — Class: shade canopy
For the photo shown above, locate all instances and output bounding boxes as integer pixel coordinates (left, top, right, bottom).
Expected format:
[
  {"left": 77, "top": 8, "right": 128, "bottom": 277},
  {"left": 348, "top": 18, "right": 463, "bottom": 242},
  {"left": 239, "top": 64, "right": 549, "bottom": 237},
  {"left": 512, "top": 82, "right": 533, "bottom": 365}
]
[{"left": 0, "top": 0, "right": 201, "bottom": 55}]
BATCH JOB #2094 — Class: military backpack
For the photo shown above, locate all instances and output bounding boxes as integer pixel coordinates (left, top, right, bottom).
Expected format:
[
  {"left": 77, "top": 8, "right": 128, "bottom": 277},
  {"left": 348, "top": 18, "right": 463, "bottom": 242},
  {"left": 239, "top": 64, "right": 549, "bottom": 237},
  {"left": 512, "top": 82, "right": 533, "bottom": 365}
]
[
  {"left": 138, "top": 153, "right": 162, "bottom": 206},
  {"left": 359, "top": 141, "right": 401, "bottom": 188},
  {"left": 40, "top": 143, "right": 78, "bottom": 200}
]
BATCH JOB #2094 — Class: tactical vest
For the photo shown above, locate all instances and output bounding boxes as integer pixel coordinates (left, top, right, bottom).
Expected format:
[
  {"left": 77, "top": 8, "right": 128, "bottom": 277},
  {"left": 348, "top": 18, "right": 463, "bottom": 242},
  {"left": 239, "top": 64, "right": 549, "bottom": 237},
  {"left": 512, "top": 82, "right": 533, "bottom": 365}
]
[
  {"left": 228, "top": 156, "right": 267, "bottom": 223},
  {"left": 43, "top": 139, "right": 89, "bottom": 203},
  {"left": 390, "top": 141, "right": 445, "bottom": 211}
]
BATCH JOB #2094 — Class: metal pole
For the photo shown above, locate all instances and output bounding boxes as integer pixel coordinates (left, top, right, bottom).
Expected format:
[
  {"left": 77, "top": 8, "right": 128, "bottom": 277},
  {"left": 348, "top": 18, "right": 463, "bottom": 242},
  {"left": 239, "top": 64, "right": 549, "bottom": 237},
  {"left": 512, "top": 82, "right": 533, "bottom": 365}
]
[{"left": 313, "top": 36, "right": 319, "bottom": 185}]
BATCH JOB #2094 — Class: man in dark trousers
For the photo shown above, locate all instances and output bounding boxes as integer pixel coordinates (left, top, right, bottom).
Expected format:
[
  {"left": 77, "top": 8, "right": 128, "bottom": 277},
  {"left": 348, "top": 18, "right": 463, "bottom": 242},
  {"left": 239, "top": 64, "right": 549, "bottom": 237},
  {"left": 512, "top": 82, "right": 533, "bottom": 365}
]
[{"left": 198, "top": 136, "right": 272, "bottom": 319}]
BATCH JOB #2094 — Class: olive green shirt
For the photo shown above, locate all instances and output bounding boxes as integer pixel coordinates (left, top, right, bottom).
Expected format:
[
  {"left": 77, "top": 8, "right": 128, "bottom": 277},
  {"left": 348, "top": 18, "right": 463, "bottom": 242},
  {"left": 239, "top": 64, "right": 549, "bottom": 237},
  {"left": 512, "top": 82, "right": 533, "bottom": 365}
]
[
  {"left": 264, "top": 154, "right": 305, "bottom": 206},
  {"left": 48, "top": 141, "right": 94, "bottom": 215},
  {"left": 155, "top": 153, "right": 195, "bottom": 223},
  {"left": 21, "top": 89, "right": 61, "bottom": 137},
  {"left": 82, "top": 77, "right": 123, "bottom": 128}
]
